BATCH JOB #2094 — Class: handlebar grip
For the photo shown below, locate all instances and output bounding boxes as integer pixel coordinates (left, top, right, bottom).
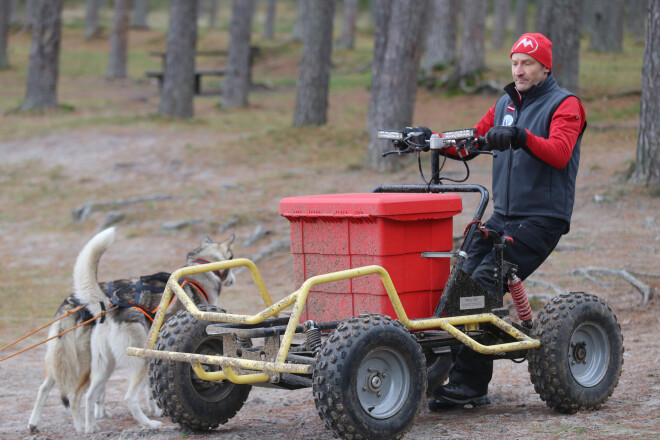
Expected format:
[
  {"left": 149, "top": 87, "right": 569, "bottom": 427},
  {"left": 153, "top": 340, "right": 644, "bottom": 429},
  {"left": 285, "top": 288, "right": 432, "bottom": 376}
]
[{"left": 476, "top": 135, "right": 490, "bottom": 151}]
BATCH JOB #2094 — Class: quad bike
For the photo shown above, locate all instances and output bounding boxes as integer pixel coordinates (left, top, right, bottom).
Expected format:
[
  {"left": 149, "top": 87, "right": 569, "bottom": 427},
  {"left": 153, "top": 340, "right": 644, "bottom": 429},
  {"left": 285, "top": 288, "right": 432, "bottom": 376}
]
[{"left": 127, "top": 128, "right": 624, "bottom": 440}]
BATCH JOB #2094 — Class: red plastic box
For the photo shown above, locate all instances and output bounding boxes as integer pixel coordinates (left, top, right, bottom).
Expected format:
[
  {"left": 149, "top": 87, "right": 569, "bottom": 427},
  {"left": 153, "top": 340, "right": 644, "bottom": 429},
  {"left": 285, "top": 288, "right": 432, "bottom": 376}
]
[{"left": 279, "top": 193, "right": 462, "bottom": 322}]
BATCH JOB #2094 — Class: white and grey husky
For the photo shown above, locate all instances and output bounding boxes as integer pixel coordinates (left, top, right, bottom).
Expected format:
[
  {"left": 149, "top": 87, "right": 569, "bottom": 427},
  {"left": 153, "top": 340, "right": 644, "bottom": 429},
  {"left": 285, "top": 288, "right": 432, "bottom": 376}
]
[{"left": 28, "top": 227, "right": 235, "bottom": 433}]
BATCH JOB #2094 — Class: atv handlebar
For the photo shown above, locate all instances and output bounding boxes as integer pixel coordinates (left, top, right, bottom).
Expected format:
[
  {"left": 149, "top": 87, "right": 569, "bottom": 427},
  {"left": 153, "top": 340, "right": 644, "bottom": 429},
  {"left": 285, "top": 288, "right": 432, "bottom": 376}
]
[{"left": 378, "top": 128, "right": 492, "bottom": 158}]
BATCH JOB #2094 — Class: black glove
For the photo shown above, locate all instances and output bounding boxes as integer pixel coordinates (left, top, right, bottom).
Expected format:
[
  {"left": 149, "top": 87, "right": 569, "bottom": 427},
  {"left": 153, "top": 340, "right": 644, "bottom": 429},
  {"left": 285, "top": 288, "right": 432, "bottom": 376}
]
[
  {"left": 403, "top": 126, "right": 432, "bottom": 140},
  {"left": 485, "top": 126, "right": 527, "bottom": 151},
  {"left": 401, "top": 126, "right": 432, "bottom": 151}
]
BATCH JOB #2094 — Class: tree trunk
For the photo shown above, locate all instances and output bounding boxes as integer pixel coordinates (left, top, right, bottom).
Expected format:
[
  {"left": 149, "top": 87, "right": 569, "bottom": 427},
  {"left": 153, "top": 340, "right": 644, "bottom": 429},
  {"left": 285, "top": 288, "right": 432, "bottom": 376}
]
[
  {"left": 107, "top": 0, "right": 130, "bottom": 79},
  {"left": 0, "top": 0, "right": 11, "bottom": 69},
  {"left": 132, "top": 0, "right": 149, "bottom": 29},
  {"left": 422, "top": 0, "right": 458, "bottom": 72},
  {"left": 626, "top": 0, "right": 647, "bottom": 44},
  {"left": 222, "top": 0, "right": 255, "bottom": 108},
  {"left": 290, "top": 0, "right": 306, "bottom": 41},
  {"left": 630, "top": 0, "right": 660, "bottom": 186},
  {"left": 535, "top": 0, "right": 553, "bottom": 37},
  {"left": 589, "top": 0, "right": 625, "bottom": 52},
  {"left": 21, "top": 0, "right": 36, "bottom": 33},
  {"left": 551, "top": 0, "right": 581, "bottom": 91},
  {"left": 366, "top": 0, "right": 392, "bottom": 136},
  {"left": 292, "top": 0, "right": 335, "bottom": 126},
  {"left": 449, "top": 0, "right": 486, "bottom": 86},
  {"left": 491, "top": 0, "right": 510, "bottom": 49},
  {"left": 159, "top": 0, "right": 198, "bottom": 118},
  {"left": 514, "top": 0, "right": 527, "bottom": 41},
  {"left": 85, "top": 0, "right": 106, "bottom": 39},
  {"left": 10, "top": 0, "right": 19, "bottom": 27},
  {"left": 337, "top": 0, "right": 359, "bottom": 49},
  {"left": 366, "top": 0, "right": 429, "bottom": 170},
  {"left": 263, "top": 0, "right": 276, "bottom": 39},
  {"left": 208, "top": 0, "right": 219, "bottom": 28},
  {"left": 21, "top": 0, "right": 64, "bottom": 112}
]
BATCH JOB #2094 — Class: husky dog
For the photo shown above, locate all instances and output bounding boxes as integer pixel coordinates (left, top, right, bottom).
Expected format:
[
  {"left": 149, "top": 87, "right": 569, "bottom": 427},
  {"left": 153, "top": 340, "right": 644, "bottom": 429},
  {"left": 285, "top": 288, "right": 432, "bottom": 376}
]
[{"left": 28, "top": 227, "right": 235, "bottom": 433}]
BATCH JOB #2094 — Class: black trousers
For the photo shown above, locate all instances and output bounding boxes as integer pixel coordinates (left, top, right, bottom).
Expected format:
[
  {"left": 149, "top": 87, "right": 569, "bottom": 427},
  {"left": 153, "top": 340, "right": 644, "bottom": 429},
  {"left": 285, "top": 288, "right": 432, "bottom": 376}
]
[{"left": 447, "top": 213, "right": 567, "bottom": 394}]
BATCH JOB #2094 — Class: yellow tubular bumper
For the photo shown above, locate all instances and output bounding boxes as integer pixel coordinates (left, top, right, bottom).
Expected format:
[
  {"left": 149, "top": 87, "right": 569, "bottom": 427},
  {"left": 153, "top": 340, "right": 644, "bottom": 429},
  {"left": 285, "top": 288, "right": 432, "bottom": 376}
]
[{"left": 127, "top": 260, "right": 539, "bottom": 385}]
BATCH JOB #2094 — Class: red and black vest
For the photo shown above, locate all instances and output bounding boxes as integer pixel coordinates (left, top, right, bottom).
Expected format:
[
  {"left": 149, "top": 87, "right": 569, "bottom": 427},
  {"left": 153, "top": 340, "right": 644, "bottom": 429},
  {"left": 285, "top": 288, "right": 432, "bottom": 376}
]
[{"left": 491, "top": 74, "right": 585, "bottom": 231}]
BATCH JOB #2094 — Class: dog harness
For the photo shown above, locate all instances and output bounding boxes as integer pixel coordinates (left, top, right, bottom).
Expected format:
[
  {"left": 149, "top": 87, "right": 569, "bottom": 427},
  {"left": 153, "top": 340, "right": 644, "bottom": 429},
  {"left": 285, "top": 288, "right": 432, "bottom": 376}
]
[{"left": 103, "top": 261, "right": 223, "bottom": 322}]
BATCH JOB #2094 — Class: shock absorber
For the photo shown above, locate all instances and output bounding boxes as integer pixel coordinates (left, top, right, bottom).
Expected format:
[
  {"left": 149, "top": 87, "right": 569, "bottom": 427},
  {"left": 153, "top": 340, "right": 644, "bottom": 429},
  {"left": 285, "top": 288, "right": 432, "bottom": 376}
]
[
  {"left": 508, "top": 274, "right": 533, "bottom": 328},
  {"left": 303, "top": 320, "right": 322, "bottom": 353}
]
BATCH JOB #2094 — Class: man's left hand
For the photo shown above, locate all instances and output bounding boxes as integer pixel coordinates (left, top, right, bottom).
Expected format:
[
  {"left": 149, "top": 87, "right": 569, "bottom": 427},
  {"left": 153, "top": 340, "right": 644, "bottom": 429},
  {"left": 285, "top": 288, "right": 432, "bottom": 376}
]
[{"left": 485, "top": 126, "right": 527, "bottom": 151}]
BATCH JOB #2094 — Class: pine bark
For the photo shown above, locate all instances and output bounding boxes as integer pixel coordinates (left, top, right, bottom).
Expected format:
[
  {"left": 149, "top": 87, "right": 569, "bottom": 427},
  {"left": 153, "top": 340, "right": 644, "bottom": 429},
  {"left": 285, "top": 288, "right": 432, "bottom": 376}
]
[
  {"left": 514, "top": 0, "right": 527, "bottom": 41},
  {"left": 222, "top": 0, "right": 255, "bottom": 108},
  {"left": 491, "top": 0, "right": 510, "bottom": 49},
  {"left": 263, "top": 0, "right": 276, "bottom": 39},
  {"left": 337, "top": 0, "right": 359, "bottom": 49},
  {"left": 10, "top": 0, "right": 19, "bottom": 26},
  {"left": 159, "top": 0, "right": 198, "bottom": 118},
  {"left": 366, "top": 0, "right": 429, "bottom": 169},
  {"left": 132, "top": 0, "right": 149, "bottom": 29},
  {"left": 0, "top": 0, "right": 11, "bottom": 69},
  {"left": 21, "top": 0, "right": 64, "bottom": 111},
  {"left": 626, "top": 0, "right": 647, "bottom": 44},
  {"left": 21, "top": 0, "right": 36, "bottom": 32},
  {"left": 85, "top": 0, "right": 106, "bottom": 39},
  {"left": 535, "top": 0, "right": 553, "bottom": 37},
  {"left": 207, "top": 0, "right": 219, "bottom": 28},
  {"left": 366, "top": 0, "right": 392, "bottom": 136},
  {"left": 290, "top": 0, "right": 306, "bottom": 41},
  {"left": 422, "top": 0, "right": 459, "bottom": 72},
  {"left": 106, "top": 0, "right": 130, "bottom": 79},
  {"left": 589, "top": 0, "right": 625, "bottom": 52},
  {"left": 630, "top": 1, "right": 660, "bottom": 186},
  {"left": 551, "top": 0, "right": 581, "bottom": 91},
  {"left": 292, "top": 0, "right": 335, "bottom": 126},
  {"left": 449, "top": 0, "right": 486, "bottom": 86}
]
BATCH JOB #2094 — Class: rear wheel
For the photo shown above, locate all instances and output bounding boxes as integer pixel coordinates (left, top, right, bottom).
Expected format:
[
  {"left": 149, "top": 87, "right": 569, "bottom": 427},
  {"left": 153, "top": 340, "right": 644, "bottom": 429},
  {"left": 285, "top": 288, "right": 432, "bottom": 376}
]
[
  {"left": 528, "top": 292, "right": 624, "bottom": 414},
  {"left": 313, "top": 314, "right": 426, "bottom": 440},
  {"left": 149, "top": 305, "right": 251, "bottom": 430}
]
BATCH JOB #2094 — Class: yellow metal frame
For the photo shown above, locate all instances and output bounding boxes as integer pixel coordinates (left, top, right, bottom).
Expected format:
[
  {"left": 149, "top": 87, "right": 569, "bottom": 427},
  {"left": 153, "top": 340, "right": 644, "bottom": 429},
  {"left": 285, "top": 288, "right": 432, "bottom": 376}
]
[{"left": 127, "top": 258, "right": 539, "bottom": 385}]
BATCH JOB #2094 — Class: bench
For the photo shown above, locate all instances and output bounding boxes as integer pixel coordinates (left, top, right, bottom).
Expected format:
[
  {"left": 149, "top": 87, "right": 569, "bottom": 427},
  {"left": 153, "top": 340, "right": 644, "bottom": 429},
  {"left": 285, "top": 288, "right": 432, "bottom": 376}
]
[
  {"left": 146, "top": 69, "right": 227, "bottom": 96},
  {"left": 146, "top": 47, "right": 260, "bottom": 96}
]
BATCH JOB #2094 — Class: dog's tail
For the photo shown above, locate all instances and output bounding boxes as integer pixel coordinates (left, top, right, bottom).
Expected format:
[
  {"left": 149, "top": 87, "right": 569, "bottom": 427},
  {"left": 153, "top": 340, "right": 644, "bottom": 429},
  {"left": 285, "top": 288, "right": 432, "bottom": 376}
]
[{"left": 73, "top": 227, "right": 116, "bottom": 315}]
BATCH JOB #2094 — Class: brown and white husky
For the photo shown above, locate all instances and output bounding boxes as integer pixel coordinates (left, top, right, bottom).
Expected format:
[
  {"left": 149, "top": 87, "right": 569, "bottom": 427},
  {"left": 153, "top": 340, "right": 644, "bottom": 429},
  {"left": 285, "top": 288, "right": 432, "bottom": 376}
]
[{"left": 28, "top": 227, "right": 235, "bottom": 433}]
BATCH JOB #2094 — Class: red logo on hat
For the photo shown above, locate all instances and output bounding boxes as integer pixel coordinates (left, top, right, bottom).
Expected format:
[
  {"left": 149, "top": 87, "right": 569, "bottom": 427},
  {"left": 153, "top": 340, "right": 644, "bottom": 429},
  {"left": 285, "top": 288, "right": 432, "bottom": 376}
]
[{"left": 513, "top": 36, "right": 538, "bottom": 54}]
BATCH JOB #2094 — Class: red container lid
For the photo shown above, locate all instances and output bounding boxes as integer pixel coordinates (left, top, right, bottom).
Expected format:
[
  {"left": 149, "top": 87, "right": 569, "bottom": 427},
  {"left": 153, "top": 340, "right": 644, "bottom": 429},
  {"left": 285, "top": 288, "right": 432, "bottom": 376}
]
[{"left": 280, "top": 193, "right": 462, "bottom": 221}]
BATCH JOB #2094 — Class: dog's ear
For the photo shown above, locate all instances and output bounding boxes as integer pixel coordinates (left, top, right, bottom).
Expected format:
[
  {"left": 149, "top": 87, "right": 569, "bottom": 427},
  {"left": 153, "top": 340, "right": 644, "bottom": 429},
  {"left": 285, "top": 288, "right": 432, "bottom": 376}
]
[
  {"left": 224, "top": 234, "right": 235, "bottom": 246},
  {"left": 201, "top": 236, "right": 213, "bottom": 246}
]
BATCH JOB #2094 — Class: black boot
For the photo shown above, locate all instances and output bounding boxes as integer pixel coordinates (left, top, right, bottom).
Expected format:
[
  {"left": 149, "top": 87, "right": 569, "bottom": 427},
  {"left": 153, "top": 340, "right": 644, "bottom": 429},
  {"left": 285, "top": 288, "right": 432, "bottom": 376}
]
[{"left": 428, "top": 383, "right": 491, "bottom": 412}]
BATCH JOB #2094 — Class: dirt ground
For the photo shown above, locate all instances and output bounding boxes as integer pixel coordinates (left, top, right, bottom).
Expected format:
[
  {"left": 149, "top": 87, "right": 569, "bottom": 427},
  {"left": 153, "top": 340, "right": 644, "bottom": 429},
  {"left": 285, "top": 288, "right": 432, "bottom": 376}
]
[{"left": 0, "top": 86, "right": 659, "bottom": 439}]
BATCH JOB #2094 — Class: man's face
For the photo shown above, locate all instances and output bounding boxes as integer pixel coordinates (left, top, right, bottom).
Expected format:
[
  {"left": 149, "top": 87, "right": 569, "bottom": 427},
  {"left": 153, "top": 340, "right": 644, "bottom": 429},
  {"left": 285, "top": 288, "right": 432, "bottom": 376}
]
[{"left": 511, "top": 53, "right": 550, "bottom": 92}]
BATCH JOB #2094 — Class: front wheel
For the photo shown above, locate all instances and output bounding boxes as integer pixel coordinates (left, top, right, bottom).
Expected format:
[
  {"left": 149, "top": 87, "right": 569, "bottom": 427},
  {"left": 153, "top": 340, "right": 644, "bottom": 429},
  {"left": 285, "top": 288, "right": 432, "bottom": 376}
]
[
  {"left": 312, "top": 314, "right": 426, "bottom": 440},
  {"left": 148, "top": 305, "right": 251, "bottom": 431},
  {"left": 528, "top": 292, "right": 624, "bottom": 414}
]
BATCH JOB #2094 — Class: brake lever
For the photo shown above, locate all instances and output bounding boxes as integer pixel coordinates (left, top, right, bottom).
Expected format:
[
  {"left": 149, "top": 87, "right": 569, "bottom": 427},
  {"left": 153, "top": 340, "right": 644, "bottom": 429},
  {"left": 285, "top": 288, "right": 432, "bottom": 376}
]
[{"left": 382, "top": 147, "right": 412, "bottom": 157}]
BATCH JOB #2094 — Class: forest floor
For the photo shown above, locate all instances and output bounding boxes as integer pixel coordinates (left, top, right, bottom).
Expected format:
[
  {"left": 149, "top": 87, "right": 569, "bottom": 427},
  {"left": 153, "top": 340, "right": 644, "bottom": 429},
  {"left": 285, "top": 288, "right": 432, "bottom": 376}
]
[{"left": 0, "top": 18, "right": 659, "bottom": 440}]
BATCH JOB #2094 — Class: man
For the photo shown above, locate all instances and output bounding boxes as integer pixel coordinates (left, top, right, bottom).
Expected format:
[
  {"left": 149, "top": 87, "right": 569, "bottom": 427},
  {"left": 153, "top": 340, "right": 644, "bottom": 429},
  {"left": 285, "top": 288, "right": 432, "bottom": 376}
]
[{"left": 424, "top": 33, "right": 587, "bottom": 411}]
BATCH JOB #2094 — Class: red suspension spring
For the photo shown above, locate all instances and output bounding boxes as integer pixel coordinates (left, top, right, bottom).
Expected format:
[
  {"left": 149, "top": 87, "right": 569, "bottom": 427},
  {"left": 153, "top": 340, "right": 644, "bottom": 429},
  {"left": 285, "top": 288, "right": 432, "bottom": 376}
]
[{"left": 508, "top": 275, "right": 533, "bottom": 323}]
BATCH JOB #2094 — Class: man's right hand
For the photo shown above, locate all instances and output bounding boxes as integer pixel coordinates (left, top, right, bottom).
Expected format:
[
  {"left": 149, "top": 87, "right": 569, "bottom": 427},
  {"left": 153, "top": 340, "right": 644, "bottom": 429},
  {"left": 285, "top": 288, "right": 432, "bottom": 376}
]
[{"left": 485, "top": 126, "right": 527, "bottom": 151}]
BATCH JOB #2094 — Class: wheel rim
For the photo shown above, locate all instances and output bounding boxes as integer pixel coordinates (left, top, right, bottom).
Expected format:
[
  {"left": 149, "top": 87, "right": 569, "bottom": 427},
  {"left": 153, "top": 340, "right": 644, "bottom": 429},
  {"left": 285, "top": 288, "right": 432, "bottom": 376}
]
[
  {"left": 189, "top": 337, "right": 235, "bottom": 402},
  {"left": 569, "top": 321, "right": 610, "bottom": 387},
  {"left": 356, "top": 347, "right": 411, "bottom": 419}
]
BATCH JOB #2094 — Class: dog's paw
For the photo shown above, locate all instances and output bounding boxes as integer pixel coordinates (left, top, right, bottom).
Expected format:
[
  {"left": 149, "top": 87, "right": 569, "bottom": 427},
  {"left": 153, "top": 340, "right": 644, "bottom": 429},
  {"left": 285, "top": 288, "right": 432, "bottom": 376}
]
[
  {"left": 84, "top": 424, "right": 100, "bottom": 434},
  {"left": 95, "top": 406, "right": 112, "bottom": 419},
  {"left": 28, "top": 424, "right": 39, "bottom": 434},
  {"left": 143, "top": 419, "right": 164, "bottom": 429}
]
